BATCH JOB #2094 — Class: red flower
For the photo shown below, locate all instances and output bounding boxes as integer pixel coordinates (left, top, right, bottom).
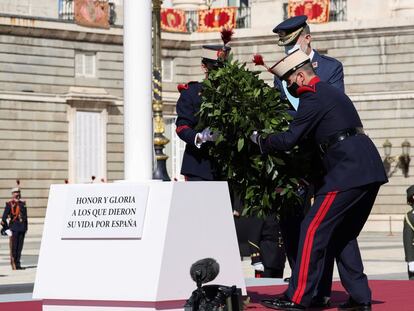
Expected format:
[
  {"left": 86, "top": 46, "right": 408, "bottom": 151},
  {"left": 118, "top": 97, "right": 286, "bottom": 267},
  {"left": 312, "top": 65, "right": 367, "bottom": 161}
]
[
  {"left": 221, "top": 27, "right": 234, "bottom": 45},
  {"left": 252, "top": 54, "right": 265, "bottom": 66}
]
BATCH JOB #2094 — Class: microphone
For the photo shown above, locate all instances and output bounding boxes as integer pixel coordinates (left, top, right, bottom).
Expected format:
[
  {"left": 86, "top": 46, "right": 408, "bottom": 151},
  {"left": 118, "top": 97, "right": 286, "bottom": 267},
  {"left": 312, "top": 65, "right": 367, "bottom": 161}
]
[{"left": 190, "top": 258, "right": 220, "bottom": 287}]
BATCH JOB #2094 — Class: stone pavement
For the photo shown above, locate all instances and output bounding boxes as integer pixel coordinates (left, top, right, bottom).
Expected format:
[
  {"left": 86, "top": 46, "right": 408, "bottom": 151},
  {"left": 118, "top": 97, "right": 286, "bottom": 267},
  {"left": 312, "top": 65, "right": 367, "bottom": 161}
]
[{"left": 0, "top": 219, "right": 409, "bottom": 298}]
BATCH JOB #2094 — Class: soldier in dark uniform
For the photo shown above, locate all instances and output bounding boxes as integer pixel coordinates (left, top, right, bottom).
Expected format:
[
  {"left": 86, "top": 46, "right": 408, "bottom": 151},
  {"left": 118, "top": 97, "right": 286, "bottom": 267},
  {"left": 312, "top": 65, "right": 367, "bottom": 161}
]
[
  {"left": 272, "top": 15, "right": 345, "bottom": 306},
  {"left": 175, "top": 34, "right": 286, "bottom": 277},
  {"left": 403, "top": 185, "right": 414, "bottom": 280},
  {"left": 1, "top": 186, "right": 28, "bottom": 270},
  {"left": 175, "top": 44, "right": 230, "bottom": 181},
  {"left": 251, "top": 50, "right": 388, "bottom": 310}
]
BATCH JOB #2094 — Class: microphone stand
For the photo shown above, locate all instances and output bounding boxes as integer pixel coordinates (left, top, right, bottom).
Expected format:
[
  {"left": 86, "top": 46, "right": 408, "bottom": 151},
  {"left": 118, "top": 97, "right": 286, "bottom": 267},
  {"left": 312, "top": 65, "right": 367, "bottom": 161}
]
[{"left": 193, "top": 270, "right": 203, "bottom": 310}]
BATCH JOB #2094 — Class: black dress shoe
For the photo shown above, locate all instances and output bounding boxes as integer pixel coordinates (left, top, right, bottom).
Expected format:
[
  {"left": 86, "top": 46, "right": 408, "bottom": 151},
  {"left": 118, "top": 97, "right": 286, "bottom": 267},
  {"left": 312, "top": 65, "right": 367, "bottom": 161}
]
[
  {"left": 16, "top": 266, "right": 25, "bottom": 270},
  {"left": 408, "top": 269, "right": 414, "bottom": 280},
  {"left": 261, "top": 297, "right": 305, "bottom": 310},
  {"left": 310, "top": 296, "right": 331, "bottom": 308},
  {"left": 338, "top": 297, "right": 371, "bottom": 311}
]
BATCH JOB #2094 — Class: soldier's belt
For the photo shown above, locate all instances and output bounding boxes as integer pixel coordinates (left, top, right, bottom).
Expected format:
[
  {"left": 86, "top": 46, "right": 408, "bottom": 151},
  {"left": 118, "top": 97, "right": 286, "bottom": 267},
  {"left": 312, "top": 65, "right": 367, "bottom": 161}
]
[{"left": 319, "top": 127, "right": 365, "bottom": 154}]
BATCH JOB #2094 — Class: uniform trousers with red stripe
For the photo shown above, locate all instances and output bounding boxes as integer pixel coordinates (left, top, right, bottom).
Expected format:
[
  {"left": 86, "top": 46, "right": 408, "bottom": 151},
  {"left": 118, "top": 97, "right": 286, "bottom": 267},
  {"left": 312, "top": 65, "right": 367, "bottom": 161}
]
[{"left": 285, "top": 182, "right": 381, "bottom": 307}]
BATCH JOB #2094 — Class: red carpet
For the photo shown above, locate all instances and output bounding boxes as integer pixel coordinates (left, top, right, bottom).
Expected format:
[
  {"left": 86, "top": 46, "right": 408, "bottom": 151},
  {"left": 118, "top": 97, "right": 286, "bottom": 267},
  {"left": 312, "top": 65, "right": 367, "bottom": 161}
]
[
  {"left": 247, "top": 280, "right": 414, "bottom": 310},
  {"left": 1, "top": 280, "right": 414, "bottom": 310},
  {"left": 0, "top": 300, "right": 43, "bottom": 311}
]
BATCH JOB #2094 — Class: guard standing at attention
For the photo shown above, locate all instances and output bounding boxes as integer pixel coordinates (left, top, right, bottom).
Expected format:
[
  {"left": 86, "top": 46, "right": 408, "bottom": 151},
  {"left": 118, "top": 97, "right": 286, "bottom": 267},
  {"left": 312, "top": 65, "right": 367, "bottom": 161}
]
[
  {"left": 1, "top": 182, "right": 28, "bottom": 270},
  {"left": 252, "top": 50, "right": 388, "bottom": 311},
  {"left": 403, "top": 185, "right": 414, "bottom": 280}
]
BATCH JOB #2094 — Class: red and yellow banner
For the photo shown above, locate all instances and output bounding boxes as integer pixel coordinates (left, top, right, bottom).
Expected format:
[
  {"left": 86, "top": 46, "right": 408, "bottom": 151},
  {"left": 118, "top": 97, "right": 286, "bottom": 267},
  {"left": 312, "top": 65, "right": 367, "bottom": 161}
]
[
  {"left": 74, "top": 0, "right": 110, "bottom": 29},
  {"left": 198, "top": 7, "right": 236, "bottom": 32},
  {"left": 288, "top": 0, "right": 330, "bottom": 24},
  {"left": 161, "top": 8, "right": 187, "bottom": 33}
]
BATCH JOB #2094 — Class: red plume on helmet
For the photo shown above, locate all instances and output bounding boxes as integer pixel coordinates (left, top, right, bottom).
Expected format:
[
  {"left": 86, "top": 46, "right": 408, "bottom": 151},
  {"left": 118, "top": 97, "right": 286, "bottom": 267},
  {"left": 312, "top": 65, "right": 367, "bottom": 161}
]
[
  {"left": 252, "top": 54, "right": 273, "bottom": 73},
  {"left": 177, "top": 83, "right": 189, "bottom": 93},
  {"left": 16, "top": 179, "right": 20, "bottom": 186},
  {"left": 221, "top": 26, "right": 234, "bottom": 45}
]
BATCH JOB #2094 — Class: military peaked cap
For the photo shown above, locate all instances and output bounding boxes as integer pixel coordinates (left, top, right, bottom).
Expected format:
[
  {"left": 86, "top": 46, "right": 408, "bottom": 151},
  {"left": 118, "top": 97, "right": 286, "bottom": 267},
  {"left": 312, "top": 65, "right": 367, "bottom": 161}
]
[{"left": 273, "top": 15, "right": 308, "bottom": 46}]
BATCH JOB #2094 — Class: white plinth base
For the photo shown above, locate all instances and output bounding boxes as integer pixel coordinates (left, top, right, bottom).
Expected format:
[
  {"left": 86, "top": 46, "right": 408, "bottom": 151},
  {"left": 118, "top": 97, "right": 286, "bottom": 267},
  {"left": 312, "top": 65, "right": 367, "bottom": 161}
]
[{"left": 34, "top": 181, "right": 246, "bottom": 310}]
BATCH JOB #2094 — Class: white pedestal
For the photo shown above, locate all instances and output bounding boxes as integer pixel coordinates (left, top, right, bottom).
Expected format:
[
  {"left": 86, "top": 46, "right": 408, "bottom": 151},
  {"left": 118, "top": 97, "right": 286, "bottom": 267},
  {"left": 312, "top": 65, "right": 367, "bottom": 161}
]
[{"left": 33, "top": 181, "right": 246, "bottom": 310}]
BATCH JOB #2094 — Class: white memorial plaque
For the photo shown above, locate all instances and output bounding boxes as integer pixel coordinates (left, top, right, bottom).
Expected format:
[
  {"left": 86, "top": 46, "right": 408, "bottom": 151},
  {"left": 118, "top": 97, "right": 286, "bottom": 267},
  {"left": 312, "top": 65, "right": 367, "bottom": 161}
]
[{"left": 61, "top": 183, "right": 149, "bottom": 239}]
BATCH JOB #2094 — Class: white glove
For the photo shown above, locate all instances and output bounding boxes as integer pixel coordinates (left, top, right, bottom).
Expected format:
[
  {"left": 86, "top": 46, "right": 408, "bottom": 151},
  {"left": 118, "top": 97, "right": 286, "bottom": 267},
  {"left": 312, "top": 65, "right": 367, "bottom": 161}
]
[
  {"left": 194, "top": 128, "right": 218, "bottom": 148},
  {"left": 200, "top": 127, "right": 218, "bottom": 143},
  {"left": 409, "top": 261, "right": 414, "bottom": 272},
  {"left": 252, "top": 262, "right": 265, "bottom": 272},
  {"left": 250, "top": 130, "right": 260, "bottom": 144}
]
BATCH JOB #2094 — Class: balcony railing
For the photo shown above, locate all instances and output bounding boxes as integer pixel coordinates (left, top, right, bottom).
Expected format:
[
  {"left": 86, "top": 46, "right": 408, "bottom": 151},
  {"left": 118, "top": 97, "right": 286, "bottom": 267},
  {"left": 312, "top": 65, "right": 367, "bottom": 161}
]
[
  {"left": 329, "top": 0, "right": 347, "bottom": 22},
  {"left": 185, "top": 6, "right": 251, "bottom": 33},
  {"left": 58, "top": 0, "right": 117, "bottom": 25},
  {"left": 283, "top": 0, "right": 347, "bottom": 22}
]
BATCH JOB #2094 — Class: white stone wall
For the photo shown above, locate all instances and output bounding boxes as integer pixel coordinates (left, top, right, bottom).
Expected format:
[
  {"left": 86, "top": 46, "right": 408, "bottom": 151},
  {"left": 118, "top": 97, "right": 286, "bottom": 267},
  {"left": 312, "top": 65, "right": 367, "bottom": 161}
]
[
  {"left": 0, "top": 0, "right": 57, "bottom": 18},
  {"left": 0, "top": 0, "right": 124, "bottom": 25},
  {"left": 0, "top": 16, "right": 123, "bottom": 218}
]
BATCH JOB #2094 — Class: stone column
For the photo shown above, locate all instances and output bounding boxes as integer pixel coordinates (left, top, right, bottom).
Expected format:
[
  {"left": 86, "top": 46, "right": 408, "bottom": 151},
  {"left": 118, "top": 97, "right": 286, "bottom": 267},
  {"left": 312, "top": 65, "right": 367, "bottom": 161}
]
[{"left": 123, "top": 0, "right": 153, "bottom": 180}]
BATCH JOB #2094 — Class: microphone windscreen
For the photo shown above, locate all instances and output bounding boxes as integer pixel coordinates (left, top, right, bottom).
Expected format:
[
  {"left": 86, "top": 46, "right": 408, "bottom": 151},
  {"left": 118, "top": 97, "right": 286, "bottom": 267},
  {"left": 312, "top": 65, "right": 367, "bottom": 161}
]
[{"left": 190, "top": 258, "right": 220, "bottom": 284}]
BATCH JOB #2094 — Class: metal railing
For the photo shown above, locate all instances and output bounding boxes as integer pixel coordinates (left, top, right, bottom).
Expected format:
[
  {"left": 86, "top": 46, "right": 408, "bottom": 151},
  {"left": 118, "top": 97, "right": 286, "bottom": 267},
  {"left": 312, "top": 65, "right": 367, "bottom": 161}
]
[
  {"left": 58, "top": 0, "right": 117, "bottom": 25},
  {"left": 185, "top": 6, "right": 251, "bottom": 33},
  {"left": 59, "top": 0, "right": 74, "bottom": 20},
  {"left": 283, "top": 0, "right": 347, "bottom": 22},
  {"left": 329, "top": 0, "right": 347, "bottom": 22}
]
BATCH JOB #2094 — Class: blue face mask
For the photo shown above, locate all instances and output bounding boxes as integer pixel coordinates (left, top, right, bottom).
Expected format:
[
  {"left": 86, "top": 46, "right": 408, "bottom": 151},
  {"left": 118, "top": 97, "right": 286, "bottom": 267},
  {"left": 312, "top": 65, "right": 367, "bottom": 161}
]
[{"left": 284, "top": 44, "right": 300, "bottom": 54}]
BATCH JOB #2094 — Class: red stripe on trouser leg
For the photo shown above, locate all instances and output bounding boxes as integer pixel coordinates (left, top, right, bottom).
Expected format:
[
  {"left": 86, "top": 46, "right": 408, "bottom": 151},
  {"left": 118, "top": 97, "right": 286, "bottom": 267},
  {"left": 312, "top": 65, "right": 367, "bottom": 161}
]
[
  {"left": 292, "top": 191, "right": 338, "bottom": 304},
  {"left": 296, "top": 192, "right": 337, "bottom": 302},
  {"left": 292, "top": 192, "right": 333, "bottom": 303}
]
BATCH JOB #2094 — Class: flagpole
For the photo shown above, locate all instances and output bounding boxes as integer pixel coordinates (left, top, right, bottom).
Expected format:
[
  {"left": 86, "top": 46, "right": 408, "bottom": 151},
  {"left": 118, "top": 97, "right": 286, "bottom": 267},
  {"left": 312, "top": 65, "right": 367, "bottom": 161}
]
[{"left": 152, "top": 0, "right": 171, "bottom": 181}]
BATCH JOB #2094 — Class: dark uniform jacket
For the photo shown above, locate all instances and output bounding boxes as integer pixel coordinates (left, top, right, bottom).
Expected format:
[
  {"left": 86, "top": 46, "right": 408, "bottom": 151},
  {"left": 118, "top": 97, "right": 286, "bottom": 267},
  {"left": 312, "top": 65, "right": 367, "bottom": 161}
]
[
  {"left": 274, "top": 50, "right": 344, "bottom": 100},
  {"left": 175, "top": 82, "right": 214, "bottom": 180},
  {"left": 261, "top": 77, "right": 388, "bottom": 195},
  {"left": 250, "top": 216, "right": 286, "bottom": 270},
  {"left": 2, "top": 200, "right": 28, "bottom": 232},
  {"left": 404, "top": 209, "right": 414, "bottom": 262}
]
